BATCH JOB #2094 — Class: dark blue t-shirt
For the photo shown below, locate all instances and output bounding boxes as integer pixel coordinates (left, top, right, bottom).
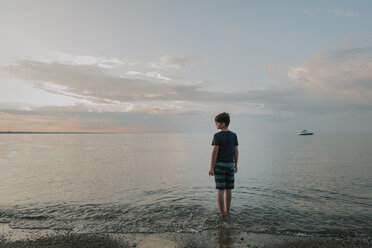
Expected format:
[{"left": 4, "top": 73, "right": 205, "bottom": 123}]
[{"left": 211, "top": 130, "right": 239, "bottom": 162}]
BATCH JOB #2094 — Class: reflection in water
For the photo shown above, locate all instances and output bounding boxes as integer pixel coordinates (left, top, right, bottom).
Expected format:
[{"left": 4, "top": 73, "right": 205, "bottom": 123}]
[{"left": 217, "top": 226, "right": 233, "bottom": 248}]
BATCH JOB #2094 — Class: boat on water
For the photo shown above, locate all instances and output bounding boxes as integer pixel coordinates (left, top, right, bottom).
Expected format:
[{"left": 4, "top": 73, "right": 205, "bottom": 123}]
[{"left": 299, "top": 130, "right": 314, "bottom": 135}]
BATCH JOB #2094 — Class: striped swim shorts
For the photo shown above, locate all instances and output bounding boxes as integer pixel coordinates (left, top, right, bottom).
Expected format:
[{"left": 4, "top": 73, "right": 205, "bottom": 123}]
[{"left": 213, "top": 161, "right": 235, "bottom": 190}]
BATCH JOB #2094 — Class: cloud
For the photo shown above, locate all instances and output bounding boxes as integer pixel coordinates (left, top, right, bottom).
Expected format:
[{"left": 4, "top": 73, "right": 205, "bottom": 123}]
[
  {"left": 124, "top": 70, "right": 207, "bottom": 87},
  {"left": 124, "top": 70, "right": 172, "bottom": 81},
  {"left": 326, "top": 9, "right": 356, "bottom": 17},
  {"left": 1, "top": 58, "right": 250, "bottom": 112},
  {"left": 303, "top": 9, "right": 356, "bottom": 17},
  {"left": 266, "top": 59, "right": 290, "bottom": 81},
  {"left": 145, "top": 71, "right": 172, "bottom": 81},
  {"left": 126, "top": 71, "right": 144, "bottom": 75},
  {"left": 149, "top": 55, "right": 206, "bottom": 70},
  {"left": 2, "top": 46, "right": 372, "bottom": 120},
  {"left": 288, "top": 46, "right": 372, "bottom": 108},
  {"left": 39, "top": 52, "right": 126, "bottom": 68}
]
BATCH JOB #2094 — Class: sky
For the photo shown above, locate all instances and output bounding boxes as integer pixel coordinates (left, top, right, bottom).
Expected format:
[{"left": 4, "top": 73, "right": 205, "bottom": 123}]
[{"left": 0, "top": 0, "right": 371, "bottom": 133}]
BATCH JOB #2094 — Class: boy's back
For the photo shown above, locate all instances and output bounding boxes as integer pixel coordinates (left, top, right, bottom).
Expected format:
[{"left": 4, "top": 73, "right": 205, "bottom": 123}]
[{"left": 211, "top": 130, "right": 238, "bottom": 162}]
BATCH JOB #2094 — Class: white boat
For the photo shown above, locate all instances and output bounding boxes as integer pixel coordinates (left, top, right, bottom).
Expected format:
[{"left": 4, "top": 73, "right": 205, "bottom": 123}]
[{"left": 299, "top": 130, "right": 314, "bottom": 135}]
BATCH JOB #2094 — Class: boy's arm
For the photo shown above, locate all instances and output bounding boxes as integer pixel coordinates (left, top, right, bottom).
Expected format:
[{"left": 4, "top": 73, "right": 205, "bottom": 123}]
[
  {"left": 234, "top": 146, "right": 239, "bottom": 173},
  {"left": 209, "top": 146, "right": 219, "bottom": 176}
]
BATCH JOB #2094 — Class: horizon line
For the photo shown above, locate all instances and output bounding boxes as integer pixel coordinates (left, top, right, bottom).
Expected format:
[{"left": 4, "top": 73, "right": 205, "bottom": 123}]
[{"left": 0, "top": 131, "right": 119, "bottom": 134}]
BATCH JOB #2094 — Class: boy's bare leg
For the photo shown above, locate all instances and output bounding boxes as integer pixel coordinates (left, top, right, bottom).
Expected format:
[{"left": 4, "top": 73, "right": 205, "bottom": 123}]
[
  {"left": 224, "top": 189, "right": 232, "bottom": 215},
  {"left": 217, "top": 190, "right": 225, "bottom": 216}
]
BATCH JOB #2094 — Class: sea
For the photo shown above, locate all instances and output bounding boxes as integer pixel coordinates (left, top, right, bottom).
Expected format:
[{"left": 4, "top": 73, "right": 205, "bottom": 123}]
[{"left": 0, "top": 132, "right": 371, "bottom": 237}]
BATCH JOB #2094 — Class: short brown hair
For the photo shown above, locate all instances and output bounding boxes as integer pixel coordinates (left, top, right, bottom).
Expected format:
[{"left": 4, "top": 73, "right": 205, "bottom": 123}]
[{"left": 215, "top": 112, "right": 230, "bottom": 127}]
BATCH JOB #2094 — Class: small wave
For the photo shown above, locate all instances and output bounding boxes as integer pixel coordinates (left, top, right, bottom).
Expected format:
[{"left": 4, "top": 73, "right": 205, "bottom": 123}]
[
  {"left": 21, "top": 215, "right": 49, "bottom": 220},
  {"left": 1, "top": 202, "right": 371, "bottom": 238}
]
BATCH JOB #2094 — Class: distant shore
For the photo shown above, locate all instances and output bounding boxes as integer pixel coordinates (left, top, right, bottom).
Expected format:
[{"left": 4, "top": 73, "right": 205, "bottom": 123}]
[
  {"left": 0, "top": 131, "right": 117, "bottom": 134},
  {"left": 0, "top": 224, "right": 370, "bottom": 248}
]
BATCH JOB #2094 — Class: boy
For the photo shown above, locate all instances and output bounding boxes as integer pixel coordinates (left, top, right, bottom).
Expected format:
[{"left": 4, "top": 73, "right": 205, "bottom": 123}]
[{"left": 209, "top": 112, "right": 239, "bottom": 217}]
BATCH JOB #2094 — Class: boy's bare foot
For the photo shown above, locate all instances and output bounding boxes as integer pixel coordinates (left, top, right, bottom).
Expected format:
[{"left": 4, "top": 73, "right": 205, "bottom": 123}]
[{"left": 223, "top": 212, "right": 230, "bottom": 219}]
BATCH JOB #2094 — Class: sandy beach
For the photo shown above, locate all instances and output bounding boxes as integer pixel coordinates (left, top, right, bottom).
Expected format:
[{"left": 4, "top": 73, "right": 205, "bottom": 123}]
[{"left": 0, "top": 224, "right": 370, "bottom": 248}]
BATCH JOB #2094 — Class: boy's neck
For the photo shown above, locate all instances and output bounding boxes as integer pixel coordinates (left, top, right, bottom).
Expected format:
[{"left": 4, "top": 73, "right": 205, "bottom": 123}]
[{"left": 220, "top": 128, "right": 229, "bottom": 131}]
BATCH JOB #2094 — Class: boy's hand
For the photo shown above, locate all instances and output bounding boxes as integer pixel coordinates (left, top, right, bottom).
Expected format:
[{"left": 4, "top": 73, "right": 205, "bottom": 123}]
[
  {"left": 234, "top": 166, "right": 238, "bottom": 173},
  {"left": 209, "top": 167, "right": 214, "bottom": 176}
]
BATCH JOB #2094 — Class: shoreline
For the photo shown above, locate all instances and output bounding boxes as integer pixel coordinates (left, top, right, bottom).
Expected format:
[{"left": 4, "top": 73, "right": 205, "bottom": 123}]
[{"left": 0, "top": 224, "right": 370, "bottom": 248}]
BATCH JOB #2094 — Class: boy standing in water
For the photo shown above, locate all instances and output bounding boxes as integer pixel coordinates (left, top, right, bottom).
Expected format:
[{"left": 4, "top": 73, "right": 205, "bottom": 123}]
[{"left": 209, "top": 112, "right": 239, "bottom": 217}]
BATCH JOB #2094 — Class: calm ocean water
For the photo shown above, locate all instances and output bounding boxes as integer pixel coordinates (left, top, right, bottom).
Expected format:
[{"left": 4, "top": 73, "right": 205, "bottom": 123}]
[{"left": 0, "top": 132, "right": 371, "bottom": 237}]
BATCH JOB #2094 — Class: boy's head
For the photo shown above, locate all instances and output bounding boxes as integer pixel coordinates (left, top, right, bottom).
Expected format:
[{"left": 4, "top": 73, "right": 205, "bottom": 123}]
[{"left": 214, "top": 112, "right": 230, "bottom": 129}]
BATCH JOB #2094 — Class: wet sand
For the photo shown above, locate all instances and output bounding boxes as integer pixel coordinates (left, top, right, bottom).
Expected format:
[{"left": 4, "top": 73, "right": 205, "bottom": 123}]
[{"left": 0, "top": 224, "right": 370, "bottom": 248}]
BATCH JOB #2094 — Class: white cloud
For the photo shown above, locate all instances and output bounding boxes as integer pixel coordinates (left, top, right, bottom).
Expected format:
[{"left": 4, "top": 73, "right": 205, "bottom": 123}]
[
  {"left": 326, "top": 9, "right": 355, "bottom": 17},
  {"left": 145, "top": 71, "right": 171, "bottom": 81},
  {"left": 125, "top": 71, "right": 172, "bottom": 82},
  {"left": 149, "top": 55, "right": 206, "bottom": 70},
  {"left": 39, "top": 52, "right": 126, "bottom": 68},
  {"left": 303, "top": 9, "right": 356, "bottom": 17},
  {"left": 126, "top": 71, "right": 144, "bottom": 75},
  {"left": 125, "top": 70, "right": 207, "bottom": 86}
]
